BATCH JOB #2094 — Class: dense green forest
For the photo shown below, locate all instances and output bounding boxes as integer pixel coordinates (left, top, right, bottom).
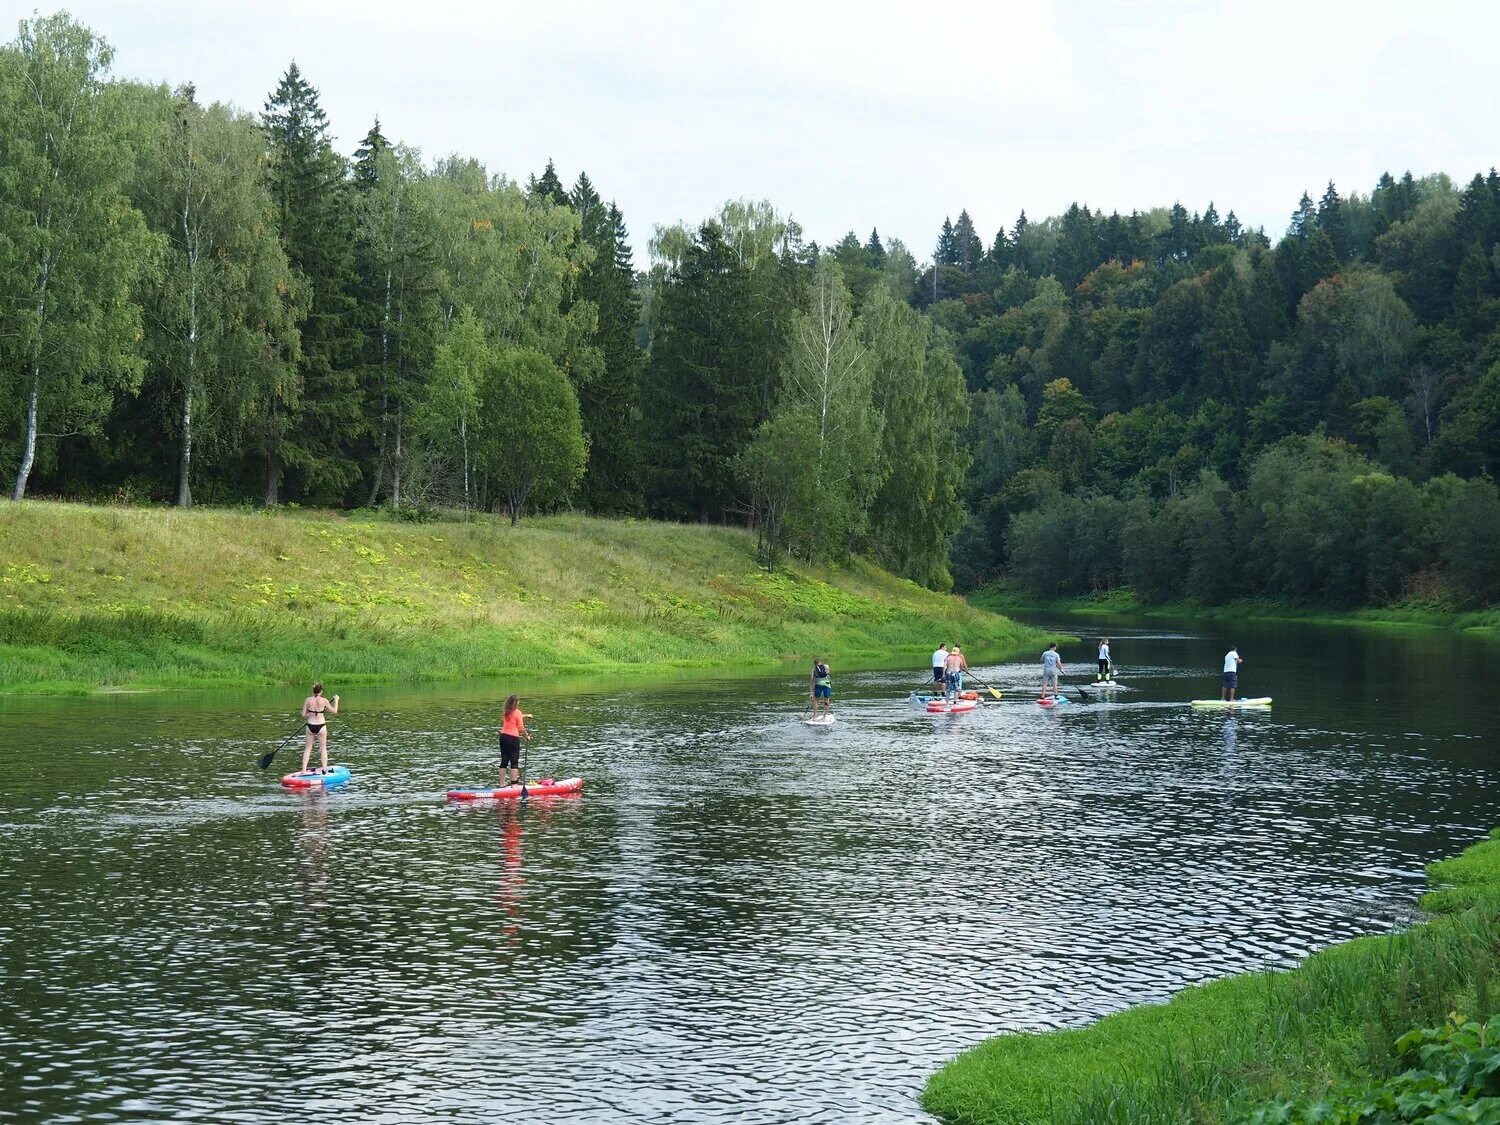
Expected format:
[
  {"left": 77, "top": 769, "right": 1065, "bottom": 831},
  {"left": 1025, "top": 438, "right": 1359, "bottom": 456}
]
[{"left": 3, "top": 13, "right": 1499, "bottom": 607}]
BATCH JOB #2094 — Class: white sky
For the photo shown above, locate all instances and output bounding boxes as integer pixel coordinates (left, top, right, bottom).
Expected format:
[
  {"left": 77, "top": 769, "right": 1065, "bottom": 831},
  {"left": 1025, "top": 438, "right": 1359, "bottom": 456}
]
[{"left": 35, "top": 0, "right": 1500, "bottom": 260}]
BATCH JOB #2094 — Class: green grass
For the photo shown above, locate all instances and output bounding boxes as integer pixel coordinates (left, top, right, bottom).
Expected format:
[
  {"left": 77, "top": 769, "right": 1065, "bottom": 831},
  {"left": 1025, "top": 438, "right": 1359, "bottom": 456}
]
[
  {"left": 0, "top": 502, "right": 1039, "bottom": 694},
  {"left": 971, "top": 583, "right": 1500, "bottom": 635},
  {"left": 923, "top": 829, "right": 1500, "bottom": 1124}
]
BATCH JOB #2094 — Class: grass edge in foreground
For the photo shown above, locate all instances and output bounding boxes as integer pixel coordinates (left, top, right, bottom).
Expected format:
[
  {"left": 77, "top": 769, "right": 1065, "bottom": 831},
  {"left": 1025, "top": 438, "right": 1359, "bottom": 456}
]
[{"left": 922, "top": 828, "right": 1500, "bottom": 1124}]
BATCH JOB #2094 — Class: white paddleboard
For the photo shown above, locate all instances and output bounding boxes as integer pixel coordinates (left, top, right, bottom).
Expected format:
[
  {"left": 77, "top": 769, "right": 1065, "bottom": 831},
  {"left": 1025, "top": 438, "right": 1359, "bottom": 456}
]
[
  {"left": 1190, "top": 697, "right": 1272, "bottom": 708},
  {"left": 803, "top": 715, "right": 836, "bottom": 726}
]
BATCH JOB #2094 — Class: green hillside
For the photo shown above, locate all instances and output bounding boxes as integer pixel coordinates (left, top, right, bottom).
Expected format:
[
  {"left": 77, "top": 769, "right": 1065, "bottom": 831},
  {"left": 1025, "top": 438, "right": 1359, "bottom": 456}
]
[{"left": 0, "top": 503, "right": 1036, "bottom": 694}]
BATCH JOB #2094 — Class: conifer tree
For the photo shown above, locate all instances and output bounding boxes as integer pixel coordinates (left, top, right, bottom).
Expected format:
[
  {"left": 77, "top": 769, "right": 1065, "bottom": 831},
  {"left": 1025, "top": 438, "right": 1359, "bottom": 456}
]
[
  {"left": 573, "top": 179, "right": 645, "bottom": 514},
  {"left": 261, "top": 62, "right": 361, "bottom": 504},
  {"left": 1318, "top": 180, "right": 1349, "bottom": 261},
  {"left": 527, "top": 158, "right": 569, "bottom": 207}
]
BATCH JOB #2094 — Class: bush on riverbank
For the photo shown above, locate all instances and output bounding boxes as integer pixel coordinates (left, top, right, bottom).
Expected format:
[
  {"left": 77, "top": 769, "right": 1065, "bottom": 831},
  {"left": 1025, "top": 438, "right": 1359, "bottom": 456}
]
[
  {"left": 0, "top": 502, "right": 1036, "bottom": 693},
  {"left": 923, "top": 829, "right": 1500, "bottom": 1124}
]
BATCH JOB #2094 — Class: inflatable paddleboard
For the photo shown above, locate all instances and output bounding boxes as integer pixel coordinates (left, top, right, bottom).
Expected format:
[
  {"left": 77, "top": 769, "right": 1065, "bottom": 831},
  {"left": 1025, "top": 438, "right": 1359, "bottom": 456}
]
[
  {"left": 802, "top": 715, "right": 836, "bottom": 726},
  {"left": 1037, "top": 695, "right": 1072, "bottom": 708},
  {"left": 911, "top": 691, "right": 979, "bottom": 706},
  {"left": 1089, "top": 680, "right": 1123, "bottom": 688},
  {"left": 281, "top": 765, "right": 351, "bottom": 790},
  {"left": 447, "top": 777, "right": 584, "bottom": 801},
  {"left": 927, "top": 699, "right": 979, "bottom": 714},
  {"left": 1190, "top": 697, "right": 1272, "bottom": 708}
]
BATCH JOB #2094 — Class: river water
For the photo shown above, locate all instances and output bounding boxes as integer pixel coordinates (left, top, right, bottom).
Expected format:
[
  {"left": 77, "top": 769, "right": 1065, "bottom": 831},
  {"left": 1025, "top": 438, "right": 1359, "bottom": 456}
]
[{"left": 0, "top": 615, "right": 1494, "bottom": 1123}]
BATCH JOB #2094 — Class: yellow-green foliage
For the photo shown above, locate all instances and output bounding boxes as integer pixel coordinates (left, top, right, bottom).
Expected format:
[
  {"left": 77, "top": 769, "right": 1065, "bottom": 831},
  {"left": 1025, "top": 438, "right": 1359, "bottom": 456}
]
[
  {"left": 924, "top": 829, "right": 1500, "bottom": 1125},
  {"left": 0, "top": 502, "right": 1035, "bottom": 693}
]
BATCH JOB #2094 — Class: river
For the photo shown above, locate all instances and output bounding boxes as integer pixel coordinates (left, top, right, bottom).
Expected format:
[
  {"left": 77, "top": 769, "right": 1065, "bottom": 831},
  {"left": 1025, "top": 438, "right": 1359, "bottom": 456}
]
[{"left": 0, "top": 614, "right": 1494, "bottom": 1123}]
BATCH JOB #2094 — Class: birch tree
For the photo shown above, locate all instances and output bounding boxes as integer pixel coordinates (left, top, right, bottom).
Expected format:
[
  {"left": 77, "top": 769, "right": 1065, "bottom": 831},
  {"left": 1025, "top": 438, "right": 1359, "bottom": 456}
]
[
  {"left": 135, "top": 86, "right": 303, "bottom": 507},
  {"left": 353, "top": 136, "right": 440, "bottom": 508},
  {"left": 0, "top": 14, "right": 153, "bottom": 500},
  {"left": 417, "top": 307, "right": 486, "bottom": 509},
  {"left": 742, "top": 259, "right": 882, "bottom": 562},
  {"left": 863, "top": 287, "right": 970, "bottom": 588}
]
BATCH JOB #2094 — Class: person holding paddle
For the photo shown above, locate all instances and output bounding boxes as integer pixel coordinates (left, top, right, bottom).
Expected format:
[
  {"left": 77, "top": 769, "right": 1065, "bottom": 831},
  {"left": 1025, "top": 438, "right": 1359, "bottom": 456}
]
[
  {"left": 1222, "top": 645, "right": 1243, "bottom": 701},
  {"left": 1041, "top": 644, "right": 1063, "bottom": 699},
  {"left": 300, "top": 683, "right": 340, "bottom": 774},
  {"left": 931, "top": 643, "right": 949, "bottom": 689},
  {"left": 500, "top": 694, "right": 532, "bottom": 786},
  {"left": 1097, "top": 638, "right": 1113, "bottom": 682},
  {"left": 810, "top": 659, "right": 833, "bottom": 719},
  {"left": 944, "top": 645, "right": 969, "bottom": 702}
]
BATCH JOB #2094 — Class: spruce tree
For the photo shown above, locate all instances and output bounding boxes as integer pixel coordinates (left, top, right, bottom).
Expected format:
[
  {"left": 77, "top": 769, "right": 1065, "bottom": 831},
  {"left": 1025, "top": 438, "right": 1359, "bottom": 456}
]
[
  {"left": 573, "top": 182, "right": 645, "bottom": 514},
  {"left": 1318, "top": 180, "right": 1349, "bottom": 261},
  {"left": 864, "top": 228, "right": 886, "bottom": 267},
  {"left": 261, "top": 62, "right": 361, "bottom": 504},
  {"left": 527, "top": 158, "right": 569, "bottom": 207}
]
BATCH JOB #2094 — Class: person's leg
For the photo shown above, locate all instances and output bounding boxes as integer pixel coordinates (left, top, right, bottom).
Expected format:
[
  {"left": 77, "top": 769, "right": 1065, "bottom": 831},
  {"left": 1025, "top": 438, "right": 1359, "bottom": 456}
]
[
  {"left": 302, "top": 728, "right": 313, "bottom": 773},
  {"left": 318, "top": 726, "right": 329, "bottom": 770}
]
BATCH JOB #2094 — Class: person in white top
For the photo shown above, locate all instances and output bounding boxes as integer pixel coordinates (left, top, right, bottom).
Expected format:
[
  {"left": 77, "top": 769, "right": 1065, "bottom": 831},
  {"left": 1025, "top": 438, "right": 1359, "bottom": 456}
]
[
  {"left": 931, "top": 644, "right": 949, "bottom": 690},
  {"left": 1097, "top": 638, "right": 1112, "bottom": 681},
  {"left": 1222, "top": 646, "right": 1243, "bottom": 701}
]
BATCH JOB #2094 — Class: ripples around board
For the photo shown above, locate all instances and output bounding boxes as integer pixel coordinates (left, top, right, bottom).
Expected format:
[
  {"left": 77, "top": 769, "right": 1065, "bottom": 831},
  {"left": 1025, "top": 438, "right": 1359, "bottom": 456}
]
[{"left": 0, "top": 633, "right": 1494, "bottom": 1123}]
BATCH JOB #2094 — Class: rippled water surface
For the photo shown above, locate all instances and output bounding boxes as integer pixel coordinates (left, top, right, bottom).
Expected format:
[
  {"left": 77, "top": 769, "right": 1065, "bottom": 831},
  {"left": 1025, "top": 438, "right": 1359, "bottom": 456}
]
[{"left": 1, "top": 616, "right": 1496, "bottom": 1122}]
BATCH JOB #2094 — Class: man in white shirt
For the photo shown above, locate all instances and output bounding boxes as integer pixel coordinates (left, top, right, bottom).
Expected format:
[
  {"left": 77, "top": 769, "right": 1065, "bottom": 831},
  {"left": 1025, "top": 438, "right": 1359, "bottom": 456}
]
[
  {"left": 1222, "top": 646, "right": 1243, "bottom": 701},
  {"left": 931, "top": 644, "right": 949, "bottom": 690}
]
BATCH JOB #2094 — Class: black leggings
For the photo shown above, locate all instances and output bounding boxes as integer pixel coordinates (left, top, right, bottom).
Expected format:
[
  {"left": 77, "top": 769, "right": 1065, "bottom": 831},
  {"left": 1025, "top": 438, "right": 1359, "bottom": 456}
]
[{"left": 500, "top": 733, "right": 521, "bottom": 769}]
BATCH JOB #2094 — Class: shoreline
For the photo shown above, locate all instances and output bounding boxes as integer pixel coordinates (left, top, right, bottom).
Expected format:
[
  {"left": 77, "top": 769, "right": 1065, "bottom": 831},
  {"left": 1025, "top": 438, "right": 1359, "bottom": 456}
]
[
  {"left": 922, "top": 829, "right": 1500, "bottom": 1124},
  {"left": 970, "top": 585, "right": 1500, "bottom": 634},
  {"left": 0, "top": 502, "right": 1044, "bottom": 697}
]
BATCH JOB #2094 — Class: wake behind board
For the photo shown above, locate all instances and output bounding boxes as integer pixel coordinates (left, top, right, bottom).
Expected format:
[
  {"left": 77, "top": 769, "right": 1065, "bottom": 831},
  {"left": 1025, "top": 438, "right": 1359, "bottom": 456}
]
[
  {"left": 447, "top": 777, "right": 584, "bottom": 801},
  {"left": 282, "top": 765, "right": 351, "bottom": 790},
  {"left": 802, "top": 715, "right": 836, "bottom": 726},
  {"left": 1190, "top": 697, "right": 1272, "bottom": 709}
]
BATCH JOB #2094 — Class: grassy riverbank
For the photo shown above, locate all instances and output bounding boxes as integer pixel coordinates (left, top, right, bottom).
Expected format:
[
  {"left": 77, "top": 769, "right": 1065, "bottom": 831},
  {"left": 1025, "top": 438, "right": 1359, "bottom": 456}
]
[
  {"left": 0, "top": 503, "right": 1037, "bottom": 694},
  {"left": 923, "top": 830, "right": 1500, "bottom": 1124},
  {"left": 971, "top": 583, "right": 1500, "bottom": 634}
]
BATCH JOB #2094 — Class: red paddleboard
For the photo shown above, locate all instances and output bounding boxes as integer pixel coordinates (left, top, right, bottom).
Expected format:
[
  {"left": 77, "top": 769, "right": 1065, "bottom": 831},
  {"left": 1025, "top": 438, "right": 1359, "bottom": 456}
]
[
  {"left": 926, "top": 699, "right": 978, "bottom": 714},
  {"left": 447, "top": 777, "right": 584, "bottom": 801}
]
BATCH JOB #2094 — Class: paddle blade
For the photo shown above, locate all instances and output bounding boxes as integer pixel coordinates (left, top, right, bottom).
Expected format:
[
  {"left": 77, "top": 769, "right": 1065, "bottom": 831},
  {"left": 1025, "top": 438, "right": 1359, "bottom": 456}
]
[
  {"left": 256, "top": 751, "right": 275, "bottom": 770},
  {"left": 987, "top": 687, "right": 1002, "bottom": 700}
]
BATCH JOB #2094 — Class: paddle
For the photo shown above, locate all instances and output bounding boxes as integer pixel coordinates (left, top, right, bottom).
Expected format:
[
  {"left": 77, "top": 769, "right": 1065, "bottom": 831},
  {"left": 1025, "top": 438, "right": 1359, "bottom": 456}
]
[
  {"left": 257, "top": 723, "right": 307, "bottom": 770},
  {"left": 1067, "top": 667, "right": 1093, "bottom": 702},
  {"left": 963, "top": 671, "right": 1003, "bottom": 701}
]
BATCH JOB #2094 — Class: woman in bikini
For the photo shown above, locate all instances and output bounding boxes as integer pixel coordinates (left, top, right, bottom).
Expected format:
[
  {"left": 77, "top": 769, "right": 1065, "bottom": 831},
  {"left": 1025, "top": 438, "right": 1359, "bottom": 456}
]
[{"left": 300, "top": 682, "right": 340, "bottom": 773}]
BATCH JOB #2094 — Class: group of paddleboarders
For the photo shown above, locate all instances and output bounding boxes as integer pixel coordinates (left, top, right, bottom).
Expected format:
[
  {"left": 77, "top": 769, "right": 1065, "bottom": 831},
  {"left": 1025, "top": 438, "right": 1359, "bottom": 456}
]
[
  {"left": 929, "top": 643, "right": 970, "bottom": 700},
  {"left": 295, "top": 682, "right": 535, "bottom": 786}
]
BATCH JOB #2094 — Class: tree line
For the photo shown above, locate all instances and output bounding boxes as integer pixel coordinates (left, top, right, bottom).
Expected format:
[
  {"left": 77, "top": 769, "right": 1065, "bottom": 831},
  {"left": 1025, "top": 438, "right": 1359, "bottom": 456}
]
[{"left": 4, "top": 11, "right": 1500, "bottom": 607}]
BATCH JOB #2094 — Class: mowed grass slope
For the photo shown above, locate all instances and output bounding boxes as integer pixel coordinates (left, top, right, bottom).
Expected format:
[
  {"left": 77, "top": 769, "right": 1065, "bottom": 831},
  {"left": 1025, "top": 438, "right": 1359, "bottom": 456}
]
[
  {"left": 923, "top": 829, "right": 1500, "bottom": 1124},
  {"left": 0, "top": 503, "right": 1036, "bottom": 693}
]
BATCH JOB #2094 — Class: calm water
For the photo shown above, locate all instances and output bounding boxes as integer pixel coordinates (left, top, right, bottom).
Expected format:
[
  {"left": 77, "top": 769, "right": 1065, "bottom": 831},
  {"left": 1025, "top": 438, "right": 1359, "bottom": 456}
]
[{"left": 0, "top": 616, "right": 1495, "bottom": 1123}]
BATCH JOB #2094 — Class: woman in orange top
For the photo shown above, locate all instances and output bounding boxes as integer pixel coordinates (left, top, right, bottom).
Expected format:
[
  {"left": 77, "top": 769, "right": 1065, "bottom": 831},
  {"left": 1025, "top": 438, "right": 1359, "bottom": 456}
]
[{"left": 499, "top": 694, "right": 532, "bottom": 785}]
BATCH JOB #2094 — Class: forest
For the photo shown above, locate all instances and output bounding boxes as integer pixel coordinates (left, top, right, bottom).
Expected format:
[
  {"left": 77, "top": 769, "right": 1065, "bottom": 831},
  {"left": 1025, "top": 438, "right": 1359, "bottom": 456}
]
[{"left": 4, "top": 12, "right": 1500, "bottom": 608}]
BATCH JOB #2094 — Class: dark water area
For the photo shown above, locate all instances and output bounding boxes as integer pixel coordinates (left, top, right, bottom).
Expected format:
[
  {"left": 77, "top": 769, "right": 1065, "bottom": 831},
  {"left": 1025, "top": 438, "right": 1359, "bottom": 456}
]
[{"left": 0, "top": 616, "right": 1494, "bottom": 1122}]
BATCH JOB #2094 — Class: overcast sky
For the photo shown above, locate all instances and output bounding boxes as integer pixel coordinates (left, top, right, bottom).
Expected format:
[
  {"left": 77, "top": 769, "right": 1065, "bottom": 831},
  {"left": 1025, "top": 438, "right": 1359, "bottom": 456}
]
[{"left": 39, "top": 0, "right": 1500, "bottom": 260}]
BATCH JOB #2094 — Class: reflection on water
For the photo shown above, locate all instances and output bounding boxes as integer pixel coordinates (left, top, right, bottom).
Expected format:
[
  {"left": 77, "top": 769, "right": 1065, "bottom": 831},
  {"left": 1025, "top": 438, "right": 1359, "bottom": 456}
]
[{"left": 0, "top": 615, "right": 1495, "bottom": 1122}]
